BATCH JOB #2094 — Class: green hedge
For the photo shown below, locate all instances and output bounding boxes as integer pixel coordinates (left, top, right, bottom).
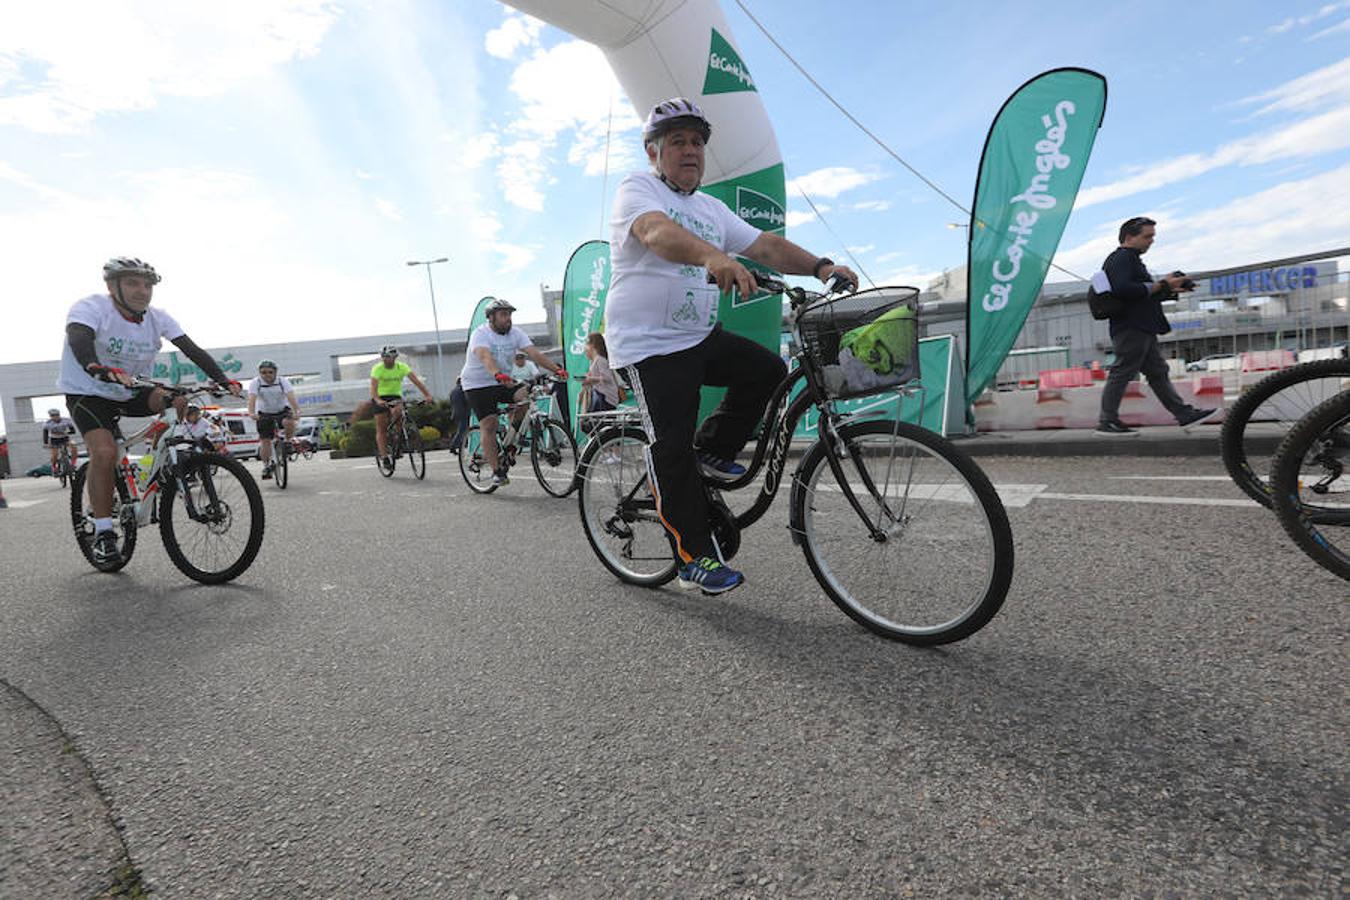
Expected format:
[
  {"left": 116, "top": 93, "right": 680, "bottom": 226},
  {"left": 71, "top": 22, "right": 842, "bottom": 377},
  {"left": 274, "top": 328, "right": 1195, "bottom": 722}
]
[{"left": 344, "top": 420, "right": 377, "bottom": 457}]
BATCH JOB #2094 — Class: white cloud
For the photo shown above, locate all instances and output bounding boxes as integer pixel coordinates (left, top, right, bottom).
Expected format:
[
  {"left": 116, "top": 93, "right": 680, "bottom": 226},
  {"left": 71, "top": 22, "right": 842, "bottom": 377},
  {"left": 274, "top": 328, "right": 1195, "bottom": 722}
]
[
  {"left": 495, "top": 242, "right": 538, "bottom": 273},
  {"left": 847, "top": 244, "right": 875, "bottom": 255},
  {"left": 1308, "top": 17, "right": 1350, "bottom": 39},
  {"left": 484, "top": 12, "right": 543, "bottom": 60},
  {"left": 786, "top": 166, "right": 882, "bottom": 199},
  {"left": 1078, "top": 104, "right": 1350, "bottom": 208},
  {"left": 1055, "top": 164, "right": 1350, "bottom": 274},
  {"left": 1267, "top": 1, "right": 1350, "bottom": 33},
  {"left": 1240, "top": 57, "right": 1350, "bottom": 116},
  {"left": 470, "top": 213, "right": 502, "bottom": 241},
  {"left": 0, "top": 1, "right": 340, "bottom": 133},
  {"left": 355, "top": 169, "right": 374, "bottom": 180},
  {"left": 374, "top": 198, "right": 402, "bottom": 222},
  {"left": 852, "top": 200, "right": 892, "bottom": 212},
  {"left": 786, "top": 208, "right": 818, "bottom": 228},
  {"left": 494, "top": 38, "right": 638, "bottom": 210}
]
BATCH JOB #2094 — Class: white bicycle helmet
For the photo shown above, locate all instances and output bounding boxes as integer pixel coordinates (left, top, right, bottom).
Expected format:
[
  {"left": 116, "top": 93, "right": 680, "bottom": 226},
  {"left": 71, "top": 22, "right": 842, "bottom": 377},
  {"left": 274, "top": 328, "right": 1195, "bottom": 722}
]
[
  {"left": 642, "top": 97, "right": 712, "bottom": 145},
  {"left": 485, "top": 298, "right": 516, "bottom": 314},
  {"left": 102, "top": 257, "right": 161, "bottom": 284},
  {"left": 380, "top": 345, "right": 399, "bottom": 357}
]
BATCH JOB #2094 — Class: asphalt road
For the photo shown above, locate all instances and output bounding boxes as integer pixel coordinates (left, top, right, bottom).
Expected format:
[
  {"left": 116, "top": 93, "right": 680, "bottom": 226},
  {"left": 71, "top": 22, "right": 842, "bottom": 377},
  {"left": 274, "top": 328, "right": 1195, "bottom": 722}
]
[{"left": 0, "top": 450, "right": 1344, "bottom": 897}]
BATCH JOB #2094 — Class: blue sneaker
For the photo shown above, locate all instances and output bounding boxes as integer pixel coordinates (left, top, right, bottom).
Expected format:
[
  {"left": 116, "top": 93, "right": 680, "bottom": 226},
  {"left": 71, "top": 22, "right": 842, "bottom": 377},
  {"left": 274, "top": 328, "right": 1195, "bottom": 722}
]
[
  {"left": 697, "top": 450, "right": 746, "bottom": 481},
  {"left": 676, "top": 556, "right": 744, "bottom": 595}
]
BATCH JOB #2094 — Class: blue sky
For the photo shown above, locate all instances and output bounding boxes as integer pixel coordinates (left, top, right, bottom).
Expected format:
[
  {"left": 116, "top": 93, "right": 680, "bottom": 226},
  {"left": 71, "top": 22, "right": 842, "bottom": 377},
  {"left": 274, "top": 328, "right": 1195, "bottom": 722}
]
[{"left": 2, "top": 0, "right": 1347, "bottom": 380}]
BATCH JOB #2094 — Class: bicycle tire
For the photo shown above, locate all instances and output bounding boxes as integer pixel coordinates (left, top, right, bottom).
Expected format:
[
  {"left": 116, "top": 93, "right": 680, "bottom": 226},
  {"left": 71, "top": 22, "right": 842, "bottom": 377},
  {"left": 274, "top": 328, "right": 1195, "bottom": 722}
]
[
  {"left": 375, "top": 437, "right": 395, "bottom": 477},
  {"left": 577, "top": 426, "right": 677, "bottom": 587},
  {"left": 406, "top": 423, "right": 426, "bottom": 480},
  {"left": 531, "top": 417, "right": 579, "bottom": 498},
  {"left": 1221, "top": 359, "right": 1350, "bottom": 508},
  {"left": 458, "top": 424, "right": 498, "bottom": 494},
  {"left": 69, "top": 461, "right": 137, "bottom": 573},
  {"left": 1269, "top": 390, "right": 1350, "bottom": 582},
  {"left": 790, "top": 419, "right": 1014, "bottom": 645},
  {"left": 159, "top": 452, "right": 265, "bottom": 584},
  {"left": 273, "top": 438, "right": 288, "bottom": 489},
  {"left": 58, "top": 447, "right": 71, "bottom": 488}
]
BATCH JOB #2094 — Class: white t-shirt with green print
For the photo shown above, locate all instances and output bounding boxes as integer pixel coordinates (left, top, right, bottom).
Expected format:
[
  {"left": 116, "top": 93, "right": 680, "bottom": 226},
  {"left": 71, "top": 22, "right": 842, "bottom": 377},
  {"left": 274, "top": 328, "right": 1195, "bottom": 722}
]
[
  {"left": 58, "top": 294, "right": 185, "bottom": 401},
  {"left": 605, "top": 172, "right": 761, "bottom": 369}
]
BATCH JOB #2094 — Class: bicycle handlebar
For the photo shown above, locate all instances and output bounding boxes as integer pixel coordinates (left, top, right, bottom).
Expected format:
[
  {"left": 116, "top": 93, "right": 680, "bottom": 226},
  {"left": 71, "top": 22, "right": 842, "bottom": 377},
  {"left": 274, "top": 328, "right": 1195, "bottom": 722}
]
[{"left": 704, "top": 268, "right": 855, "bottom": 307}]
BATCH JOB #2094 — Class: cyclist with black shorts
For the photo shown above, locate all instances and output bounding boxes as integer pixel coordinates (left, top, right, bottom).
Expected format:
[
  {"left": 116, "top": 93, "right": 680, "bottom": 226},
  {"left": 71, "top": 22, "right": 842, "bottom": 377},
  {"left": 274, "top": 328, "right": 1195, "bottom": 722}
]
[
  {"left": 369, "top": 346, "right": 434, "bottom": 468},
  {"left": 605, "top": 98, "right": 857, "bottom": 594},
  {"left": 42, "top": 408, "right": 78, "bottom": 474},
  {"left": 246, "top": 359, "right": 299, "bottom": 479},
  {"left": 460, "top": 299, "right": 566, "bottom": 487},
  {"left": 58, "top": 257, "right": 243, "bottom": 566}
]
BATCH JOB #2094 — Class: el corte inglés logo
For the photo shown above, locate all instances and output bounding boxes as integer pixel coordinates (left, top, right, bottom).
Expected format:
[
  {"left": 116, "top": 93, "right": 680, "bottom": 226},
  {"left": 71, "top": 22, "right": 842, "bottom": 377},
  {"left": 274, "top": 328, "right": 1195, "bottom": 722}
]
[
  {"left": 735, "top": 186, "right": 785, "bottom": 231},
  {"left": 703, "top": 28, "right": 756, "bottom": 94}
]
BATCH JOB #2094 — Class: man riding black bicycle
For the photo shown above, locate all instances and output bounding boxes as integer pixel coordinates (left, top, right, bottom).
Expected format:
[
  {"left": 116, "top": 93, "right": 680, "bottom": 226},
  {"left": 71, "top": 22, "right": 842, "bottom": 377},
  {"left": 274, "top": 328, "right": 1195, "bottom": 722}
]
[
  {"left": 247, "top": 359, "right": 299, "bottom": 479},
  {"left": 605, "top": 97, "right": 857, "bottom": 595},
  {"left": 58, "top": 257, "right": 242, "bottom": 566},
  {"left": 460, "top": 298, "right": 566, "bottom": 488},
  {"left": 42, "top": 408, "right": 77, "bottom": 476}
]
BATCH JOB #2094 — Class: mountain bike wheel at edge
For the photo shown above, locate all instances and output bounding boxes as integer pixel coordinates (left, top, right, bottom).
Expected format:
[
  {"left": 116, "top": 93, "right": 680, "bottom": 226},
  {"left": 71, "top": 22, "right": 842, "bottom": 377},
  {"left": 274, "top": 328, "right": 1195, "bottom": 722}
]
[
  {"left": 158, "top": 452, "right": 265, "bottom": 584},
  {"left": 1221, "top": 358, "right": 1350, "bottom": 508},
  {"left": 1269, "top": 390, "right": 1350, "bottom": 582},
  {"left": 790, "top": 418, "right": 1014, "bottom": 645},
  {"left": 69, "top": 461, "right": 137, "bottom": 573},
  {"left": 531, "top": 416, "right": 579, "bottom": 498},
  {"left": 577, "top": 425, "right": 677, "bottom": 586}
]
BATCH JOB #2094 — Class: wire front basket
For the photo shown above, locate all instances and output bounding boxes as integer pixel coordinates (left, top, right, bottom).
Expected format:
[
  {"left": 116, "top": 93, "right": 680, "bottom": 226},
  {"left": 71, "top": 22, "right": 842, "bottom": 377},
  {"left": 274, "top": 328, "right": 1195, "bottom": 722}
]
[{"left": 797, "top": 286, "right": 921, "bottom": 400}]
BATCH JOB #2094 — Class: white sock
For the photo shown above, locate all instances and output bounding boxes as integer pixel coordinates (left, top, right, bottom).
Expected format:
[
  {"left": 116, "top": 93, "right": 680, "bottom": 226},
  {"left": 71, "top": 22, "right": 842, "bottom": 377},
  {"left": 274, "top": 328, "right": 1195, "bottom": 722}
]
[{"left": 94, "top": 517, "right": 114, "bottom": 533}]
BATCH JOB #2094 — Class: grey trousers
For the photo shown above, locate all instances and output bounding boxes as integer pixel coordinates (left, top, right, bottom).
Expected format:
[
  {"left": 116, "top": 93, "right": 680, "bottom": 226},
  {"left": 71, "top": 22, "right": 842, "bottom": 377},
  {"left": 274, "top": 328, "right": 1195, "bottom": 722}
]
[{"left": 1099, "top": 328, "right": 1190, "bottom": 424}]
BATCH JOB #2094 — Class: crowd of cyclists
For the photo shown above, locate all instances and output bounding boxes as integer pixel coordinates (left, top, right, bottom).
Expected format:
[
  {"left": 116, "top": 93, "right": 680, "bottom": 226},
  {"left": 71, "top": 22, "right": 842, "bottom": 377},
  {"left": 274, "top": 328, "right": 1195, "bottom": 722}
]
[{"left": 45, "top": 97, "right": 859, "bottom": 593}]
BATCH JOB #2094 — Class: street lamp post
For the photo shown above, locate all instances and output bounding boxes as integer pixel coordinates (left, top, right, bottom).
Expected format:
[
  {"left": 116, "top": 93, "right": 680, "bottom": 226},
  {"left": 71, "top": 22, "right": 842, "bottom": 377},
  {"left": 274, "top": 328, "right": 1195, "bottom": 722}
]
[{"left": 406, "top": 257, "right": 449, "bottom": 396}]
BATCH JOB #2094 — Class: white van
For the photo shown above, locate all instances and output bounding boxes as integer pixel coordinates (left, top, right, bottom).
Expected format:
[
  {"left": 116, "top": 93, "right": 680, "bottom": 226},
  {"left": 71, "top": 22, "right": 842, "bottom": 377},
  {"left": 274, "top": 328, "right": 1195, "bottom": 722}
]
[{"left": 209, "top": 409, "right": 261, "bottom": 459}]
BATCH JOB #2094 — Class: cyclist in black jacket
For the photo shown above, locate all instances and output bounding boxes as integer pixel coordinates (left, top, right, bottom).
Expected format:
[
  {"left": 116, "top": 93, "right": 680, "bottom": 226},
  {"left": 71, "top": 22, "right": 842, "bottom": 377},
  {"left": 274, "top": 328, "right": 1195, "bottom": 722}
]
[{"left": 1095, "top": 217, "right": 1217, "bottom": 436}]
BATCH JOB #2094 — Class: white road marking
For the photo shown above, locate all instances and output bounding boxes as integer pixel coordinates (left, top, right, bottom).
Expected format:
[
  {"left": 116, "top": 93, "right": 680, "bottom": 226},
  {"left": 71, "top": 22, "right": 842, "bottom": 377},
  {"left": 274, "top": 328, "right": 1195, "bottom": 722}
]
[
  {"left": 815, "top": 482, "right": 1259, "bottom": 509},
  {"left": 1108, "top": 475, "right": 1234, "bottom": 481},
  {"left": 1, "top": 499, "right": 47, "bottom": 509}
]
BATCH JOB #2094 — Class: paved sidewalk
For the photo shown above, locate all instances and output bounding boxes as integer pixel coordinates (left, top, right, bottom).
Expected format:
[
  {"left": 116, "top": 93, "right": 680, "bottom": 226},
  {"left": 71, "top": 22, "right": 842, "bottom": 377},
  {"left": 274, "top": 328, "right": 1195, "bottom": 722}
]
[{"left": 950, "top": 423, "right": 1250, "bottom": 458}]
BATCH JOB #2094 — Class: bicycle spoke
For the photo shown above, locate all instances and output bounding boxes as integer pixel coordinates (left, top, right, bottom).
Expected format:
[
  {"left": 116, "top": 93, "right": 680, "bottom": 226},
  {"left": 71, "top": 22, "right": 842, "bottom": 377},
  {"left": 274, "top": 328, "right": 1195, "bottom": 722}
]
[{"left": 795, "top": 420, "right": 1012, "bottom": 644}]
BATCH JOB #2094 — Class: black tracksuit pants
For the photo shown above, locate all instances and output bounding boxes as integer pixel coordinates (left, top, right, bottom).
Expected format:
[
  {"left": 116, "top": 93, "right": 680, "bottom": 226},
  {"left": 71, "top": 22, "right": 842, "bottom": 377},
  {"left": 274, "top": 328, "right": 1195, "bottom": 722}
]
[{"left": 624, "top": 324, "right": 786, "bottom": 563}]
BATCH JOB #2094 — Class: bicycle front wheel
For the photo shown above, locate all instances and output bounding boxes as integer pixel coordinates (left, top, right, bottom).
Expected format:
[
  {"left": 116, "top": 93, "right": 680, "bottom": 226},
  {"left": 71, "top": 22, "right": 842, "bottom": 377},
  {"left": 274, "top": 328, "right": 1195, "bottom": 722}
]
[
  {"left": 159, "top": 452, "right": 265, "bottom": 584},
  {"left": 406, "top": 424, "right": 426, "bottom": 480},
  {"left": 1221, "top": 359, "right": 1350, "bottom": 508},
  {"left": 531, "top": 417, "right": 579, "bottom": 498},
  {"left": 791, "top": 419, "right": 1014, "bottom": 645},
  {"left": 577, "top": 426, "right": 676, "bottom": 586},
  {"left": 458, "top": 424, "right": 497, "bottom": 494},
  {"left": 273, "top": 439, "right": 289, "bottom": 489},
  {"left": 1270, "top": 390, "right": 1350, "bottom": 582},
  {"left": 70, "top": 461, "right": 137, "bottom": 572}
]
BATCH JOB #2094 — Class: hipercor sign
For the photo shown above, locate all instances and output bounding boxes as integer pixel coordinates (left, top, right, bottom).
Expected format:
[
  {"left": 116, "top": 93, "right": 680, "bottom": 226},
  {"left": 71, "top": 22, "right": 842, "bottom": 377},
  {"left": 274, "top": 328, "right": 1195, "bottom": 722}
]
[{"left": 1210, "top": 266, "right": 1317, "bottom": 294}]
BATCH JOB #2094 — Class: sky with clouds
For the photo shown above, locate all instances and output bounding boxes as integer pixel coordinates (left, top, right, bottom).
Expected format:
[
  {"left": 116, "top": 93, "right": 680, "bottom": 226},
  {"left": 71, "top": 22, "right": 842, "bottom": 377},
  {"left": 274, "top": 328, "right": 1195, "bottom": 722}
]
[{"left": 2, "top": 0, "right": 1348, "bottom": 380}]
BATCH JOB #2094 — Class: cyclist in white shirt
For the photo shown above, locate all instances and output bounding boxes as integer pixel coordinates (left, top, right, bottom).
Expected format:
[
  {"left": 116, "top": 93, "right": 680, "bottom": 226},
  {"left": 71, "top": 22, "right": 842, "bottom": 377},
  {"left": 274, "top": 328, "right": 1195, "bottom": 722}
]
[
  {"left": 459, "top": 299, "right": 566, "bottom": 487},
  {"left": 59, "top": 257, "right": 243, "bottom": 567},
  {"left": 246, "top": 359, "right": 299, "bottom": 480},
  {"left": 606, "top": 98, "right": 857, "bottom": 595},
  {"left": 42, "top": 409, "right": 78, "bottom": 474}
]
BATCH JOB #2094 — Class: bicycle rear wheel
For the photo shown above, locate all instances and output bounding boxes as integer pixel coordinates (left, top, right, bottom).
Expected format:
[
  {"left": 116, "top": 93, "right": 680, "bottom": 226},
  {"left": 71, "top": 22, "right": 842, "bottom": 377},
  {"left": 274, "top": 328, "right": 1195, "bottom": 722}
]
[
  {"left": 577, "top": 426, "right": 676, "bottom": 586},
  {"left": 458, "top": 424, "right": 498, "bottom": 494},
  {"left": 159, "top": 452, "right": 265, "bottom": 584},
  {"left": 273, "top": 438, "right": 288, "bottom": 489},
  {"left": 58, "top": 448, "right": 71, "bottom": 488},
  {"left": 1222, "top": 359, "right": 1350, "bottom": 508},
  {"left": 405, "top": 423, "right": 426, "bottom": 480},
  {"left": 1270, "top": 390, "right": 1350, "bottom": 582},
  {"left": 531, "top": 417, "right": 579, "bottom": 498},
  {"left": 791, "top": 419, "right": 1014, "bottom": 645},
  {"left": 70, "top": 461, "right": 137, "bottom": 572}
]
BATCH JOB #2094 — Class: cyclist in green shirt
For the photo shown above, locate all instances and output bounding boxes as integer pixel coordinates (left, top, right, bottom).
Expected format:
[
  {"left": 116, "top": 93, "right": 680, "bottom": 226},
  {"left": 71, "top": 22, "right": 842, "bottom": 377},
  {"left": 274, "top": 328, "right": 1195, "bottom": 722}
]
[{"left": 369, "top": 346, "right": 433, "bottom": 466}]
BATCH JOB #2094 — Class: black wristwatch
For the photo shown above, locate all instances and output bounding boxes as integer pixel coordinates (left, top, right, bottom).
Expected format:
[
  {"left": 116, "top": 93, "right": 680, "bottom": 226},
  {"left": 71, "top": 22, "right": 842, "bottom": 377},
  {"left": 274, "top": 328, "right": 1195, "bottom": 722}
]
[{"left": 812, "top": 257, "right": 834, "bottom": 279}]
